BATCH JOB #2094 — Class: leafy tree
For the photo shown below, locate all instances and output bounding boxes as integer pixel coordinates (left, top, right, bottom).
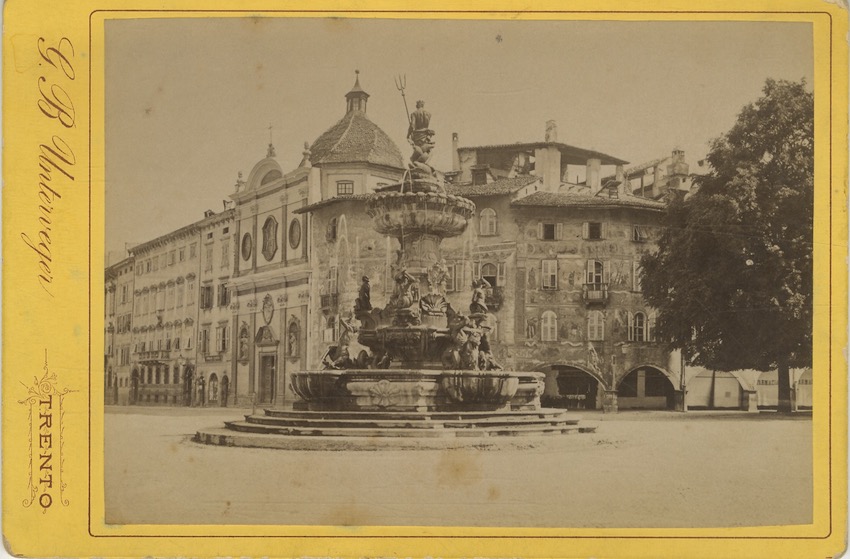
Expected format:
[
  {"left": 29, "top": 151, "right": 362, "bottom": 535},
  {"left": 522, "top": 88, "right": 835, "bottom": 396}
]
[{"left": 641, "top": 79, "right": 813, "bottom": 412}]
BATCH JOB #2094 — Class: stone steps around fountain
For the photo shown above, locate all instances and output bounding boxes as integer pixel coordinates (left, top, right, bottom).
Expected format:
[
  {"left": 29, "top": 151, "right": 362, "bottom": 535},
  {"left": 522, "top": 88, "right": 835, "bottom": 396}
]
[
  {"left": 261, "top": 408, "right": 574, "bottom": 421},
  {"left": 241, "top": 413, "right": 581, "bottom": 430},
  {"left": 193, "top": 423, "right": 599, "bottom": 451},
  {"left": 219, "top": 420, "right": 595, "bottom": 439}
]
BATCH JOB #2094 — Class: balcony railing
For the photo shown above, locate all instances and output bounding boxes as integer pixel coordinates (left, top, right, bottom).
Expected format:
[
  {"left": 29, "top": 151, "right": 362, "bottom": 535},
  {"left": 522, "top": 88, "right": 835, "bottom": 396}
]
[
  {"left": 582, "top": 283, "right": 609, "bottom": 305},
  {"left": 135, "top": 349, "right": 171, "bottom": 362},
  {"left": 320, "top": 293, "right": 339, "bottom": 308}
]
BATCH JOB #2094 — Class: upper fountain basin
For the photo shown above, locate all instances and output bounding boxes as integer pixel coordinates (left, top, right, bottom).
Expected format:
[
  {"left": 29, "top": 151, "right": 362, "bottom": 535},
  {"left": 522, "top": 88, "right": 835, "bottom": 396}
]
[{"left": 365, "top": 190, "right": 476, "bottom": 239}]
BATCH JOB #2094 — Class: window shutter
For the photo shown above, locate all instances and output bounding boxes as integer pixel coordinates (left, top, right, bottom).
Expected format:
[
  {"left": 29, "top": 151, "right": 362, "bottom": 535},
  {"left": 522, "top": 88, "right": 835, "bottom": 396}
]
[
  {"left": 553, "top": 260, "right": 559, "bottom": 289},
  {"left": 556, "top": 223, "right": 564, "bottom": 240},
  {"left": 628, "top": 311, "right": 634, "bottom": 341},
  {"left": 601, "top": 222, "right": 608, "bottom": 239},
  {"left": 586, "top": 260, "right": 594, "bottom": 284},
  {"left": 600, "top": 313, "right": 605, "bottom": 341},
  {"left": 602, "top": 261, "right": 610, "bottom": 284},
  {"left": 473, "top": 262, "right": 481, "bottom": 281},
  {"left": 537, "top": 222, "right": 544, "bottom": 240},
  {"left": 582, "top": 222, "right": 589, "bottom": 240},
  {"left": 648, "top": 311, "right": 656, "bottom": 342},
  {"left": 497, "top": 262, "right": 507, "bottom": 286}
]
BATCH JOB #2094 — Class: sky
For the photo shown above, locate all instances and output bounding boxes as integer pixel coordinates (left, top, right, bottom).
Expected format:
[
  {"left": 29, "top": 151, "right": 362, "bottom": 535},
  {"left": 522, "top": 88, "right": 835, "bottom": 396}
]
[{"left": 105, "top": 17, "right": 813, "bottom": 258}]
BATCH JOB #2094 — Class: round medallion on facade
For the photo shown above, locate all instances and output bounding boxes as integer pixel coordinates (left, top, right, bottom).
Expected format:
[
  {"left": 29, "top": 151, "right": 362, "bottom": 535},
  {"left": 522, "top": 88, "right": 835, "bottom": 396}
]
[
  {"left": 241, "top": 233, "right": 253, "bottom": 261},
  {"left": 288, "top": 219, "right": 301, "bottom": 250}
]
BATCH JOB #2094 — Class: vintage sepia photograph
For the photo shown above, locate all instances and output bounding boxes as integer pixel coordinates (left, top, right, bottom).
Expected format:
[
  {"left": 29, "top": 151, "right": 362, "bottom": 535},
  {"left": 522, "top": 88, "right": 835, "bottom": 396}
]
[{"left": 102, "top": 17, "right": 815, "bottom": 528}]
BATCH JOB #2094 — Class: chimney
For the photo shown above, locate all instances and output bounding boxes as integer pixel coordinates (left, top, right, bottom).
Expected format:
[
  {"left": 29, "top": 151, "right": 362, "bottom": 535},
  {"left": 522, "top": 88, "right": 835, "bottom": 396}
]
[
  {"left": 615, "top": 164, "right": 626, "bottom": 196},
  {"left": 586, "top": 158, "right": 602, "bottom": 194},
  {"left": 545, "top": 120, "right": 558, "bottom": 143},
  {"left": 452, "top": 132, "right": 460, "bottom": 172}
]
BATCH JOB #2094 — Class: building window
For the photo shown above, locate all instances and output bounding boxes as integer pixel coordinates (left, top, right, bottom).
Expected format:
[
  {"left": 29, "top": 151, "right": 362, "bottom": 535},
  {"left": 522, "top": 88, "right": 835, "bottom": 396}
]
[
  {"left": 472, "top": 169, "right": 488, "bottom": 186},
  {"left": 190, "top": 243, "right": 197, "bottom": 259},
  {"left": 187, "top": 281, "right": 196, "bottom": 306},
  {"left": 327, "top": 266, "right": 338, "bottom": 294},
  {"left": 541, "top": 310, "right": 558, "bottom": 342},
  {"left": 327, "top": 217, "right": 338, "bottom": 242},
  {"left": 217, "top": 283, "right": 230, "bottom": 307},
  {"left": 588, "top": 310, "right": 605, "bottom": 341},
  {"left": 337, "top": 181, "right": 354, "bottom": 195},
  {"left": 538, "top": 223, "right": 559, "bottom": 241},
  {"left": 481, "top": 263, "right": 498, "bottom": 288},
  {"left": 632, "top": 225, "right": 649, "bottom": 242},
  {"left": 632, "top": 261, "right": 643, "bottom": 292},
  {"left": 166, "top": 286, "right": 175, "bottom": 309},
  {"left": 177, "top": 284, "right": 184, "bottom": 307},
  {"left": 586, "top": 260, "right": 606, "bottom": 286},
  {"left": 583, "top": 221, "right": 606, "bottom": 240},
  {"left": 199, "top": 327, "right": 210, "bottom": 354},
  {"left": 179, "top": 247, "right": 185, "bottom": 262},
  {"left": 479, "top": 208, "right": 497, "bottom": 236},
  {"left": 323, "top": 316, "right": 338, "bottom": 343},
  {"left": 216, "top": 325, "right": 229, "bottom": 352},
  {"left": 204, "top": 245, "right": 213, "bottom": 272},
  {"left": 221, "top": 239, "right": 230, "bottom": 269},
  {"left": 173, "top": 366, "right": 180, "bottom": 385},
  {"left": 200, "top": 285, "right": 213, "bottom": 309},
  {"left": 629, "top": 312, "right": 646, "bottom": 342},
  {"left": 145, "top": 260, "right": 151, "bottom": 273},
  {"left": 168, "top": 250, "right": 176, "bottom": 266},
  {"left": 542, "top": 259, "right": 558, "bottom": 290},
  {"left": 121, "top": 285, "right": 128, "bottom": 304}
]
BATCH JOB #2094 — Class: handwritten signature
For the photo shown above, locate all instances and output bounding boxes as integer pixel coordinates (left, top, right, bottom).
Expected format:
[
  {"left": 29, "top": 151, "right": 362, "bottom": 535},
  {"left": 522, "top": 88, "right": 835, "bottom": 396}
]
[{"left": 21, "top": 37, "right": 77, "bottom": 298}]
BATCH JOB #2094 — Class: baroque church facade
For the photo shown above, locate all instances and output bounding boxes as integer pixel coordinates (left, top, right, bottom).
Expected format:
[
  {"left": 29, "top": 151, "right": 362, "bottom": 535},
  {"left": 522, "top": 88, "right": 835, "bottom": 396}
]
[{"left": 104, "top": 74, "right": 809, "bottom": 412}]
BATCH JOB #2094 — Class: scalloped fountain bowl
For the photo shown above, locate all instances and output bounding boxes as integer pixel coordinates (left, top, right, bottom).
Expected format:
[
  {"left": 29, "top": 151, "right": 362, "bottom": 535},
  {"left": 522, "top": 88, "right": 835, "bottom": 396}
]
[
  {"left": 365, "top": 190, "right": 476, "bottom": 239},
  {"left": 289, "top": 369, "right": 544, "bottom": 412}
]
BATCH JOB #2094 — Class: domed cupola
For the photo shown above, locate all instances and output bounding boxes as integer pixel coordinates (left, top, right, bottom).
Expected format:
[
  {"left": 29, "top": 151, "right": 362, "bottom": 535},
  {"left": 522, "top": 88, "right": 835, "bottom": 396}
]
[{"left": 308, "top": 71, "right": 405, "bottom": 170}]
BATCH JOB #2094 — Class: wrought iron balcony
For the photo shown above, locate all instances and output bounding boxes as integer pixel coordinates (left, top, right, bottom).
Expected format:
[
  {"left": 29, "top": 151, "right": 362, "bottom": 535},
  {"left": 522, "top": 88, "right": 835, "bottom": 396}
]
[
  {"left": 136, "top": 349, "right": 171, "bottom": 362},
  {"left": 582, "top": 283, "right": 609, "bottom": 305},
  {"left": 320, "top": 293, "right": 339, "bottom": 308}
]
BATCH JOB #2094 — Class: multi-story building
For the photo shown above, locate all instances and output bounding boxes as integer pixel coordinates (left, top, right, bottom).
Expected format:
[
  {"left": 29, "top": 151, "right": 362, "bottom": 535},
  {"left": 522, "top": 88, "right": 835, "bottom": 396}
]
[
  {"left": 128, "top": 218, "right": 204, "bottom": 405},
  {"left": 195, "top": 209, "right": 235, "bottom": 407},
  {"left": 106, "top": 72, "right": 810, "bottom": 412},
  {"left": 104, "top": 255, "right": 135, "bottom": 405}
]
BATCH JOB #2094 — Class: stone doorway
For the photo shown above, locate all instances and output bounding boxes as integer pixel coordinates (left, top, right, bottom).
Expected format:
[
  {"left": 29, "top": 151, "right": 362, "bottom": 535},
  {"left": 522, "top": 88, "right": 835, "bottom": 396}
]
[{"left": 259, "top": 355, "right": 276, "bottom": 404}]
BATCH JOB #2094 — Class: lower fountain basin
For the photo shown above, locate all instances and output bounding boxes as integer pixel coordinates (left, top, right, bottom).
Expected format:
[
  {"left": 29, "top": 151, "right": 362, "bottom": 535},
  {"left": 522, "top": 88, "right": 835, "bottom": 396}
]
[{"left": 289, "top": 370, "right": 545, "bottom": 412}]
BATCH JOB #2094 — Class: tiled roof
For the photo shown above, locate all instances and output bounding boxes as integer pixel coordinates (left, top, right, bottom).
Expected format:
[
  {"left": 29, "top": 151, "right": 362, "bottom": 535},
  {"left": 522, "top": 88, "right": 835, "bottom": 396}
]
[
  {"left": 458, "top": 142, "right": 628, "bottom": 166},
  {"left": 294, "top": 194, "right": 371, "bottom": 214},
  {"left": 511, "top": 191, "right": 666, "bottom": 211},
  {"left": 447, "top": 175, "right": 540, "bottom": 197},
  {"left": 309, "top": 110, "right": 404, "bottom": 169}
]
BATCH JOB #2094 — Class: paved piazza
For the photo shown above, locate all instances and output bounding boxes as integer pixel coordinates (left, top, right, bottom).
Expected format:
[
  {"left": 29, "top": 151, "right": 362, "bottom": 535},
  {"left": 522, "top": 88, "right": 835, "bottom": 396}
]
[{"left": 104, "top": 407, "right": 812, "bottom": 528}]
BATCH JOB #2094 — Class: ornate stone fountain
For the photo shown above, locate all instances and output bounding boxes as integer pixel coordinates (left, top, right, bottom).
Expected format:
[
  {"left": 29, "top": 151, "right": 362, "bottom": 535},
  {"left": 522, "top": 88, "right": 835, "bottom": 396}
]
[{"left": 196, "top": 94, "right": 595, "bottom": 448}]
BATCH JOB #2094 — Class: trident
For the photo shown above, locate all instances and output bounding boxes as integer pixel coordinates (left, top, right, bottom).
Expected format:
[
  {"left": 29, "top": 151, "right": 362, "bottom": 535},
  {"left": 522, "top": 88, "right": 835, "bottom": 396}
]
[{"left": 395, "top": 74, "right": 411, "bottom": 124}]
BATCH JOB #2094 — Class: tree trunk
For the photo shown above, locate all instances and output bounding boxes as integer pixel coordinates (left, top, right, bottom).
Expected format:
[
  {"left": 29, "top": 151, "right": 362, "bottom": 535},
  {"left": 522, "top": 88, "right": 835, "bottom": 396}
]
[{"left": 777, "top": 355, "right": 793, "bottom": 413}]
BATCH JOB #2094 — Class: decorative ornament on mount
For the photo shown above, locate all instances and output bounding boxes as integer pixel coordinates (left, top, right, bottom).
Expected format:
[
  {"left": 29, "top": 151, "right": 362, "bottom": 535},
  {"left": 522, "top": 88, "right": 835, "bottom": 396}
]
[
  {"left": 368, "top": 379, "right": 401, "bottom": 408},
  {"left": 262, "top": 294, "right": 274, "bottom": 325}
]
